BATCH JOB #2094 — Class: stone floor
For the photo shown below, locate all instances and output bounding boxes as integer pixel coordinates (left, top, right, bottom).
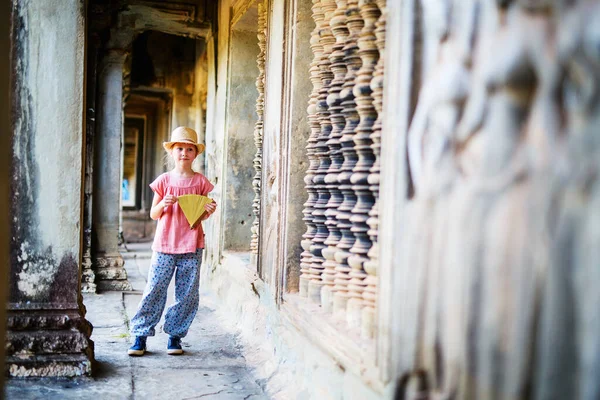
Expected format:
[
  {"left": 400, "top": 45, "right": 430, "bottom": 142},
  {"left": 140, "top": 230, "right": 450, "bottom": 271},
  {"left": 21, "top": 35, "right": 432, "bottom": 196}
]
[{"left": 4, "top": 242, "right": 268, "bottom": 400}]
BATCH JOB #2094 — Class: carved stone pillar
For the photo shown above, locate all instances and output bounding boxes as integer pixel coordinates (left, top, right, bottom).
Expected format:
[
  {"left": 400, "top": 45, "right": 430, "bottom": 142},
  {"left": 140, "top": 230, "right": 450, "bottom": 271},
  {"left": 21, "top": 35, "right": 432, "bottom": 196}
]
[
  {"left": 345, "top": 0, "right": 380, "bottom": 328},
  {"left": 7, "top": 0, "right": 94, "bottom": 376},
  {"left": 311, "top": 0, "right": 335, "bottom": 303},
  {"left": 321, "top": 0, "right": 349, "bottom": 312},
  {"left": 93, "top": 49, "right": 132, "bottom": 291},
  {"left": 82, "top": 33, "right": 101, "bottom": 294},
  {"left": 308, "top": 0, "right": 332, "bottom": 303},
  {"left": 300, "top": 0, "right": 324, "bottom": 297},
  {"left": 251, "top": 1, "right": 268, "bottom": 264},
  {"left": 333, "top": 0, "right": 363, "bottom": 315},
  {"left": 362, "top": 0, "right": 386, "bottom": 339}
]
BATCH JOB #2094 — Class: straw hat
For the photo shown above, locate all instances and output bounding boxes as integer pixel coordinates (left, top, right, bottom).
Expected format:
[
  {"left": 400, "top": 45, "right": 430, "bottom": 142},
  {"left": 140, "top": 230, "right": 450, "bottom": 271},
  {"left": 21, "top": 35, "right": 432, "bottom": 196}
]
[{"left": 162, "top": 126, "right": 206, "bottom": 154}]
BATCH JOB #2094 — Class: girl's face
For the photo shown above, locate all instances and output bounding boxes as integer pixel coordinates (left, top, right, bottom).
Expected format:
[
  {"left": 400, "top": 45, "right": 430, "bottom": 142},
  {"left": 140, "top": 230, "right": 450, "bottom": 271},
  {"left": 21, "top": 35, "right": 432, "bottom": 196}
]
[{"left": 171, "top": 143, "right": 198, "bottom": 167}]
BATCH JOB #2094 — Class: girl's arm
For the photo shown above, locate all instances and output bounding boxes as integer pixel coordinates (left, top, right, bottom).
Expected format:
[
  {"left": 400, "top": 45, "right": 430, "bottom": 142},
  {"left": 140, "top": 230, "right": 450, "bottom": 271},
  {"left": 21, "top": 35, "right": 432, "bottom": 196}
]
[{"left": 150, "top": 193, "right": 177, "bottom": 220}]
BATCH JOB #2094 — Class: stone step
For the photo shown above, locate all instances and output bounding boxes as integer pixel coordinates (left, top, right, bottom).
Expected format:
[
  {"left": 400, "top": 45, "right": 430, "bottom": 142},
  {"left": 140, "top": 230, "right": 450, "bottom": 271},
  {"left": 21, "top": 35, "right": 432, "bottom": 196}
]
[{"left": 6, "top": 354, "right": 93, "bottom": 378}]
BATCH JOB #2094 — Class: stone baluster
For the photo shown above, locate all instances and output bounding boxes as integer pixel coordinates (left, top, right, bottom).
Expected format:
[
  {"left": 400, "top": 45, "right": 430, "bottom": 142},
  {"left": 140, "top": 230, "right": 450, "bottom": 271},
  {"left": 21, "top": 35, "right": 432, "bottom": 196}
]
[
  {"left": 346, "top": 0, "right": 380, "bottom": 328},
  {"left": 251, "top": 1, "right": 267, "bottom": 261},
  {"left": 362, "top": 0, "right": 386, "bottom": 339},
  {"left": 333, "top": 0, "right": 363, "bottom": 315},
  {"left": 300, "top": 0, "right": 324, "bottom": 297},
  {"left": 308, "top": 0, "right": 336, "bottom": 303},
  {"left": 321, "top": 0, "right": 349, "bottom": 312}
]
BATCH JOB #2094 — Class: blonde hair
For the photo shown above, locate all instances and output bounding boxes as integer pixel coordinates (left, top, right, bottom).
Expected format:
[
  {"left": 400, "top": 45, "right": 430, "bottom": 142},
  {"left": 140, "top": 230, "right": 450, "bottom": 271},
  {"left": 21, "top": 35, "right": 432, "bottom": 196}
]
[{"left": 163, "top": 146, "right": 200, "bottom": 171}]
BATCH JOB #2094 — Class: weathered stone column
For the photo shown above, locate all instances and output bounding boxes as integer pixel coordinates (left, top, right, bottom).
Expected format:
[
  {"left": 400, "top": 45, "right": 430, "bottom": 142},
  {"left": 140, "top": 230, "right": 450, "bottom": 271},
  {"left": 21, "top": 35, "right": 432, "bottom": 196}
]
[
  {"left": 0, "top": 0, "right": 11, "bottom": 386},
  {"left": 320, "top": 0, "right": 348, "bottom": 312},
  {"left": 300, "top": 0, "right": 324, "bottom": 298},
  {"left": 7, "top": 0, "right": 94, "bottom": 377},
  {"left": 82, "top": 33, "right": 101, "bottom": 294},
  {"left": 93, "top": 49, "right": 132, "bottom": 291}
]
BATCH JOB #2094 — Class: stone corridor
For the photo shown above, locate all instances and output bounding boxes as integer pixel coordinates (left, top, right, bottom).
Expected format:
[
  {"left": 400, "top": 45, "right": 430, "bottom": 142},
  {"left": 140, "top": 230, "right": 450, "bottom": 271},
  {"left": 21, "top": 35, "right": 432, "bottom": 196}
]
[
  {"left": 5, "top": 242, "right": 268, "bottom": 400},
  {"left": 5, "top": 1, "right": 600, "bottom": 398}
]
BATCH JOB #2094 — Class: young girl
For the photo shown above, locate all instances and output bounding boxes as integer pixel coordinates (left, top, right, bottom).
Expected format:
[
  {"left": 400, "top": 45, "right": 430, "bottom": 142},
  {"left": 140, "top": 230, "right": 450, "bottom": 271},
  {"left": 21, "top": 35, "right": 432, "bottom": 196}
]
[{"left": 128, "top": 126, "right": 217, "bottom": 356}]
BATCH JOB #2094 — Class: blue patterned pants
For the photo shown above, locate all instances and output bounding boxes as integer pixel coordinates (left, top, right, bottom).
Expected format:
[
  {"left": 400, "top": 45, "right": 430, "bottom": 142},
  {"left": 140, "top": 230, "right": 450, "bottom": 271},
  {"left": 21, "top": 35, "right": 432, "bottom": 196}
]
[{"left": 130, "top": 249, "right": 202, "bottom": 338}]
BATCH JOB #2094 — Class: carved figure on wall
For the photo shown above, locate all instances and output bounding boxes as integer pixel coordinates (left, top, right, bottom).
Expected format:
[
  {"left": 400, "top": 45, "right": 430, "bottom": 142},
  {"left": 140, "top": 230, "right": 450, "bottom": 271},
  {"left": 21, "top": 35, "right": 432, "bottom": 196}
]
[
  {"left": 535, "top": 3, "right": 600, "bottom": 399},
  {"left": 402, "top": 0, "right": 470, "bottom": 392},
  {"left": 399, "top": 0, "right": 600, "bottom": 399}
]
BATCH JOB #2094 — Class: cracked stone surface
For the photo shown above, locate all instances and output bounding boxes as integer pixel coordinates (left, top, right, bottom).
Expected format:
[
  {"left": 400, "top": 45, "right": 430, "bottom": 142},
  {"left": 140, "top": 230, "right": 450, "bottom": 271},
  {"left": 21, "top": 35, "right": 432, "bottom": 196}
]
[{"left": 5, "top": 242, "right": 269, "bottom": 400}]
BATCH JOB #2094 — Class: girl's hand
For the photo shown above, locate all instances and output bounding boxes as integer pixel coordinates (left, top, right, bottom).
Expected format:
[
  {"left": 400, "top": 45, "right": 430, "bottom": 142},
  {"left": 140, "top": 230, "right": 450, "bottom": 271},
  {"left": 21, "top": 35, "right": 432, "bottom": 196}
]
[
  {"left": 162, "top": 194, "right": 177, "bottom": 207},
  {"left": 204, "top": 201, "right": 217, "bottom": 215}
]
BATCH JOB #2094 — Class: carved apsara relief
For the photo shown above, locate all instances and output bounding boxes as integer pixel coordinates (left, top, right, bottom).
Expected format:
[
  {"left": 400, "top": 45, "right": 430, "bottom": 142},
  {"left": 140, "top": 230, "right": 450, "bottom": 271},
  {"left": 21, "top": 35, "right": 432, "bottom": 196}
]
[{"left": 396, "top": 1, "right": 600, "bottom": 398}]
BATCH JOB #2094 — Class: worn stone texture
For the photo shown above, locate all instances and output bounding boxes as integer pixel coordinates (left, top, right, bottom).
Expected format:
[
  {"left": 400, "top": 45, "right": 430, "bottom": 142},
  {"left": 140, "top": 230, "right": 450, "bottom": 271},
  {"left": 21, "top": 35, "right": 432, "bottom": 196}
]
[
  {"left": 7, "top": 356, "right": 93, "bottom": 379},
  {"left": 8, "top": 0, "right": 94, "bottom": 377},
  {"left": 11, "top": 0, "right": 85, "bottom": 304},
  {"left": 280, "top": 0, "right": 313, "bottom": 293},
  {"left": 257, "top": 0, "right": 286, "bottom": 286},
  {"left": 201, "top": 1, "right": 392, "bottom": 398},
  {"left": 0, "top": 0, "right": 10, "bottom": 388},
  {"left": 200, "top": 0, "right": 600, "bottom": 399},
  {"left": 93, "top": 50, "right": 130, "bottom": 292},
  {"left": 202, "top": 0, "right": 232, "bottom": 268},
  {"left": 7, "top": 311, "right": 91, "bottom": 332},
  {"left": 5, "top": 246, "right": 268, "bottom": 398},
  {"left": 223, "top": 27, "right": 260, "bottom": 252},
  {"left": 384, "top": 1, "right": 600, "bottom": 399},
  {"left": 201, "top": 252, "right": 389, "bottom": 399},
  {"left": 81, "top": 257, "right": 97, "bottom": 294},
  {"left": 93, "top": 253, "right": 133, "bottom": 291}
]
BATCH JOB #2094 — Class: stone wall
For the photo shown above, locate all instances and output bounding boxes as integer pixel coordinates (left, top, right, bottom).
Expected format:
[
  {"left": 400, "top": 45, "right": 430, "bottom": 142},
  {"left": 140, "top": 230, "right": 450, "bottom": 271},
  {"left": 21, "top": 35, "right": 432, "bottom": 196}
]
[
  {"left": 202, "top": 253, "right": 387, "bottom": 399},
  {"left": 386, "top": 1, "right": 600, "bottom": 398},
  {"left": 203, "top": 0, "right": 600, "bottom": 399},
  {"left": 201, "top": 0, "right": 392, "bottom": 398},
  {"left": 201, "top": 0, "right": 232, "bottom": 267},
  {"left": 222, "top": 27, "right": 259, "bottom": 251}
]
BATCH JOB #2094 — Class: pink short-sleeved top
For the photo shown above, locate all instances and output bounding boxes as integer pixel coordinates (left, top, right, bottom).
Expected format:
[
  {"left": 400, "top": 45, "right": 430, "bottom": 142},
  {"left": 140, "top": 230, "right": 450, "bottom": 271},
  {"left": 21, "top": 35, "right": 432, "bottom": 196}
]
[{"left": 150, "top": 172, "right": 215, "bottom": 254}]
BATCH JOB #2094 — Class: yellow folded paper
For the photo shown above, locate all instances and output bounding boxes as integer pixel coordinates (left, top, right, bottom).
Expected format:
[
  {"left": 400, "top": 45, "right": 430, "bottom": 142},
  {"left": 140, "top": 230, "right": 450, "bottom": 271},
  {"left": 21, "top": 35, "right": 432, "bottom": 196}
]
[{"left": 177, "top": 194, "right": 214, "bottom": 229}]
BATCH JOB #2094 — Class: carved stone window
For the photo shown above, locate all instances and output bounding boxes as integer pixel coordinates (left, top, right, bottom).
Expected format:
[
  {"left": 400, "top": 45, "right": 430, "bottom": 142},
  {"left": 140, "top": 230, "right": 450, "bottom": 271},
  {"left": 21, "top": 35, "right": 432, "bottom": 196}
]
[{"left": 299, "top": 0, "right": 386, "bottom": 340}]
